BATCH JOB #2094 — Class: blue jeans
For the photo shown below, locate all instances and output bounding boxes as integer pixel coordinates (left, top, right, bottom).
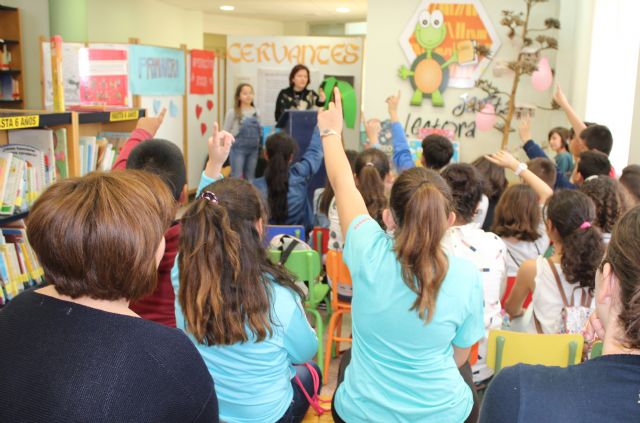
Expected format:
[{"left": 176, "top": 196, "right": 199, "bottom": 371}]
[
  {"left": 230, "top": 147, "right": 259, "bottom": 180},
  {"left": 276, "top": 362, "right": 322, "bottom": 423}
]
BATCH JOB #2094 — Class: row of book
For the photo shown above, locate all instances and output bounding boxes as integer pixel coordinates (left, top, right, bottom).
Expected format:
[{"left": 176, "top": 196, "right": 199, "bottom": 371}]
[
  {"left": 0, "top": 228, "right": 44, "bottom": 307},
  {"left": 79, "top": 132, "right": 129, "bottom": 176}
]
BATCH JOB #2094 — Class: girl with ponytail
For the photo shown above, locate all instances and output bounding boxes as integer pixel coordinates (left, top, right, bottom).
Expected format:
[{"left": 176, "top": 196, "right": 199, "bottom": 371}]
[
  {"left": 253, "top": 128, "right": 324, "bottom": 233},
  {"left": 172, "top": 126, "right": 320, "bottom": 423},
  {"left": 320, "top": 89, "right": 484, "bottom": 423},
  {"left": 504, "top": 190, "right": 605, "bottom": 334},
  {"left": 327, "top": 148, "right": 391, "bottom": 251}
]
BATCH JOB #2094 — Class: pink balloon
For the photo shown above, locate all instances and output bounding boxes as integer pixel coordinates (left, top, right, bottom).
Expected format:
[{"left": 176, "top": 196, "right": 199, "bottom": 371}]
[
  {"left": 476, "top": 103, "right": 497, "bottom": 131},
  {"left": 532, "top": 56, "right": 553, "bottom": 91}
]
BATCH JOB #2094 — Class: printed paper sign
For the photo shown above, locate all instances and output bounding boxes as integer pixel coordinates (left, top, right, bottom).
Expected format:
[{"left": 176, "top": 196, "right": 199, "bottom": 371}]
[
  {"left": 190, "top": 50, "right": 215, "bottom": 95},
  {"left": 79, "top": 48, "right": 128, "bottom": 106},
  {"left": 129, "top": 45, "right": 186, "bottom": 95}
]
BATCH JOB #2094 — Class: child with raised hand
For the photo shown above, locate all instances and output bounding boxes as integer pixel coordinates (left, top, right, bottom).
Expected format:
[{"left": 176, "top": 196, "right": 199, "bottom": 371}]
[
  {"left": 224, "top": 83, "right": 262, "bottom": 180},
  {"left": 580, "top": 176, "right": 630, "bottom": 244},
  {"left": 321, "top": 88, "right": 484, "bottom": 423},
  {"left": 504, "top": 189, "right": 605, "bottom": 334},
  {"left": 486, "top": 150, "right": 553, "bottom": 281},
  {"left": 172, "top": 123, "right": 320, "bottom": 423}
]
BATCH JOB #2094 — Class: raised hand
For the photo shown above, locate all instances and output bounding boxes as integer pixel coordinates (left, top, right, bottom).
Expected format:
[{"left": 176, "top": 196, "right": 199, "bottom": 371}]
[
  {"left": 386, "top": 90, "right": 401, "bottom": 121},
  {"left": 206, "top": 122, "right": 235, "bottom": 178},
  {"left": 518, "top": 115, "right": 532, "bottom": 144},
  {"left": 136, "top": 108, "right": 166, "bottom": 137},
  {"left": 485, "top": 150, "right": 521, "bottom": 172},
  {"left": 553, "top": 83, "right": 568, "bottom": 109},
  {"left": 317, "top": 87, "right": 344, "bottom": 136},
  {"left": 364, "top": 117, "right": 382, "bottom": 148}
]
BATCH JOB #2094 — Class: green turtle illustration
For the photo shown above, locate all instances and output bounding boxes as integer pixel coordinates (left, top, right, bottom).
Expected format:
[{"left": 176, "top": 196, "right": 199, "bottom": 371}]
[{"left": 399, "top": 10, "right": 458, "bottom": 107}]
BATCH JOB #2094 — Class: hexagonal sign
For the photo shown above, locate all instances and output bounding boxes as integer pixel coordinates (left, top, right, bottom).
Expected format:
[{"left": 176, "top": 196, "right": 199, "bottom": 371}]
[{"left": 399, "top": 0, "right": 501, "bottom": 107}]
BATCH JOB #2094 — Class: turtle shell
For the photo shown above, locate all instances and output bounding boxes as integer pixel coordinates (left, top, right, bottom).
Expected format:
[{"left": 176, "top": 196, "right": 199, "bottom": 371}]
[{"left": 409, "top": 52, "right": 450, "bottom": 97}]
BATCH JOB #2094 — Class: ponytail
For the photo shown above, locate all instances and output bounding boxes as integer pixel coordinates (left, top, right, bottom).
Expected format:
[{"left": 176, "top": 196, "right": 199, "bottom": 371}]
[
  {"left": 265, "top": 133, "right": 297, "bottom": 224},
  {"left": 355, "top": 149, "right": 390, "bottom": 227},
  {"left": 178, "top": 178, "right": 303, "bottom": 346},
  {"left": 546, "top": 190, "right": 605, "bottom": 292},
  {"left": 390, "top": 168, "right": 451, "bottom": 321}
]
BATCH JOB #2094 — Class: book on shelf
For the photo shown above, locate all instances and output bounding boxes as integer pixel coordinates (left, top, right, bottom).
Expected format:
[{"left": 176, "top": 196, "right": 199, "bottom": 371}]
[
  {"left": 78, "top": 132, "right": 130, "bottom": 174},
  {"left": 0, "top": 228, "right": 44, "bottom": 306},
  {"left": 8, "top": 129, "right": 56, "bottom": 186},
  {"left": 53, "top": 128, "right": 68, "bottom": 180}
]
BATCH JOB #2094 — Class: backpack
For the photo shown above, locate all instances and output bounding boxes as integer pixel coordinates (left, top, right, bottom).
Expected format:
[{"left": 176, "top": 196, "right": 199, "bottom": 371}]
[
  {"left": 534, "top": 258, "right": 593, "bottom": 334},
  {"left": 268, "top": 234, "right": 312, "bottom": 266}
]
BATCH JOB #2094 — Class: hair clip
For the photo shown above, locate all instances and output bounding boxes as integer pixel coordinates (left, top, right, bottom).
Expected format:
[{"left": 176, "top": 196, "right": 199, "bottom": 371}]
[
  {"left": 365, "top": 162, "right": 375, "bottom": 167},
  {"left": 198, "top": 191, "right": 219, "bottom": 204},
  {"left": 579, "top": 221, "right": 592, "bottom": 230}
]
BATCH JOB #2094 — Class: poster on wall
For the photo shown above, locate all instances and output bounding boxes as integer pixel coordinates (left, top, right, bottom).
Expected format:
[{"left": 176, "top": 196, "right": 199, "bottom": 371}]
[
  {"left": 78, "top": 48, "right": 128, "bottom": 106},
  {"left": 129, "top": 45, "right": 185, "bottom": 95},
  {"left": 226, "top": 35, "right": 364, "bottom": 148},
  {"left": 187, "top": 53, "right": 217, "bottom": 189},
  {"left": 42, "top": 41, "right": 84, "bottom": 108},
  {"left": 398, "top": 0, "right": 502, "bottom": 107},
  {"left": 190, "top": 50, "right": 215, "bottom": 95},
  {"left": 139, "top": 95, "right": 184, "bottom": 153}
]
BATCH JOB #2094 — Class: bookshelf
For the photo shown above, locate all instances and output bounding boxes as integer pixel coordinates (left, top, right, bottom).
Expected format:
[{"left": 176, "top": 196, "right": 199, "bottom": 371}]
[{"left": 0, "top": 5, "right": 25, "bottom": 109}]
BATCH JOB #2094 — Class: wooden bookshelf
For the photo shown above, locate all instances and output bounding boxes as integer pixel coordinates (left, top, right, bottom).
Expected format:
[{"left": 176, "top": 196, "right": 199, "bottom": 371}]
[{"left": 0, "top": 6, "right": 25, "bottom": 109}]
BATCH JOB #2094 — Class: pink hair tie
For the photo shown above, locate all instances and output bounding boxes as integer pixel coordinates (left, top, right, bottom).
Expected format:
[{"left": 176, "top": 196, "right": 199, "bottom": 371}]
[{"left": 579, "top": 221, "right": 592, "bottom": 230}]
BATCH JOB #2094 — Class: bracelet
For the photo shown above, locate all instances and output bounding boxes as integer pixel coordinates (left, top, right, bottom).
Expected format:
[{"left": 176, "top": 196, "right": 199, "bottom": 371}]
[
  {"left": 514, "top": 162, "right": 528, "bottom": 176},
  {"left": 320, "top": 129, "right": 340, "bottom": 138}
]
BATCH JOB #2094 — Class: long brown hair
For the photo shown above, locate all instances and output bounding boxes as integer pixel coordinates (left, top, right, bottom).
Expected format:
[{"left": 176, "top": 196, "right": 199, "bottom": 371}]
[
  {"left": 492, "top": 184, "right": 541, "bottom": 241},
  {"left": 355, "top": 149, "right": 390, "bottom": 226},
  {"left": 233, "top": 83, "right": 255, "bottom": 122},
  {"left": 178, "top": 178, "right": 304, "bottom": 345},
  {"left": 390, "top": 167, "right": 451, "bottom": 321}
]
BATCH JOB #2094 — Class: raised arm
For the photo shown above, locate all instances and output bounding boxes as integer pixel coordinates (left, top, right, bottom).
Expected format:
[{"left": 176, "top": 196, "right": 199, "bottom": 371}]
[
  {"left": 290, "top": 127, "right": 324, "bottom": 181},
  {"left": 112, "top": 108, "right": 166, "bottom": 170},
  {"left": 198, "top": 122, "right": 234, "bottom": 195},
  {"left": 387, "top": 91, "right": 415, "bottom": 172},
  {"left": 553, "top": 84, "right": 587, "bottom": 139},
  {"left": 485, "top": 150, "right": 553, "bottom": 204},
  {"left": 318, "top": 88, "right": 368, "bottom": 239}
]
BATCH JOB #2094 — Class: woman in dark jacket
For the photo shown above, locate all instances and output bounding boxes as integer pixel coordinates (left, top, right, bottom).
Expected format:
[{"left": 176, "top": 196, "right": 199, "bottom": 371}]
[{"left": 275, "top": 64, "right": 326, "bottom": 122}]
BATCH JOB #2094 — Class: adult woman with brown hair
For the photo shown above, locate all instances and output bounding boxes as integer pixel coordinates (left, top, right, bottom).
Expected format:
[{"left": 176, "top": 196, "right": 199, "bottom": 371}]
[
  {"left": 481, "top": 205, "right": 640, "bottom": 422},
  {"left": 0, "top": 171, "right": 218, "bottom": 422},
  {"left": 274, "top": 64, "right": 326, "bottom": 122}
]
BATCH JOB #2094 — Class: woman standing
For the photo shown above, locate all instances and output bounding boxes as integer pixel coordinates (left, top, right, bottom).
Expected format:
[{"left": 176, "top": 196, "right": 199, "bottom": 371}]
[{"left": 275, "top": 64, "right": 326, "bottom": 122}]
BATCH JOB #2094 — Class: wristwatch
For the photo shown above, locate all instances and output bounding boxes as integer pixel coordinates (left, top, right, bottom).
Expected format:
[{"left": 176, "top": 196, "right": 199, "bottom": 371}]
[
  {"left": 320, "top": 129, "right": 340, "bottom": 138},
  {"left": 514, "top": 162, "right": 528, "bottom": 176}
]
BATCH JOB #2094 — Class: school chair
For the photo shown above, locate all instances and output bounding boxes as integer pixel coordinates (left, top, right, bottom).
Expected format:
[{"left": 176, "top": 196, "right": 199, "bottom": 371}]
[
  {"left": 589, "top": 341, "right": 603, "bottom": 359},
  {"left": 268, "top": 249, "right": 330, "bottom": 375},
  {"left": 265, "top": 224, "right": 306, "bottom": 244},
  {"left": 324, "top": 250, "right": 353, "bottom": 377},
  {"left": 486, "top": 329, "right": 584, "bottom": 374},
  {"left": 309, "top": 227, "right": 329, "bottom": 257}
]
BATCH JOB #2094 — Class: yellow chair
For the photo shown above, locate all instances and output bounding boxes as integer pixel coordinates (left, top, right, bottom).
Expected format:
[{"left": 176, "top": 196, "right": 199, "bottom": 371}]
[{"left": 486, "top": 330, "right": 584, "bottom": 373}]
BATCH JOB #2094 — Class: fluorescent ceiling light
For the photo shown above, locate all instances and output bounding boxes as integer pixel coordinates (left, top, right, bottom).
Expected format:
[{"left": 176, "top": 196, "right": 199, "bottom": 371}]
[
  {"left": 336, "top": 7, "right": 350, "bottom": 13},
  {"left": 220, "top": 5, "right": 234, "bottom": 11}
]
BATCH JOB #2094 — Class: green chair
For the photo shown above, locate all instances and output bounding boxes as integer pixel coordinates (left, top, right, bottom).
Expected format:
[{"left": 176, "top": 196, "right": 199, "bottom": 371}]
[
  {"left": 589, "top": 341, "right": 604, "bottom": 359},
  {"left": 268, "top": 249, "right": 331, "bottom": 374}
]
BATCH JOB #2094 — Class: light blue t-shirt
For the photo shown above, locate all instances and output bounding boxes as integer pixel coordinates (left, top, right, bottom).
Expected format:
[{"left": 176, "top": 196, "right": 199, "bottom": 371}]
[
  {"left": 171, "top": 171, "right": 318, "bottom": 423},
  {"left": 334, "top": 215, "right": 485, "bottom": 423}
]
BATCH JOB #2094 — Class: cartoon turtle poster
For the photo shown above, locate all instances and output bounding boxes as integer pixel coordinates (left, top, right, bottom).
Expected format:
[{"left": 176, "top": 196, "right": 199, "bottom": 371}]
[{"left": 399, "top": 10, "right": 458, "bottom": 107}]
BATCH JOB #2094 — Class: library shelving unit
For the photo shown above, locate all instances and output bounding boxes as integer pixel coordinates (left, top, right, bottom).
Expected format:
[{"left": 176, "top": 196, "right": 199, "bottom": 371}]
[
  {"left": 0, "top": 5, "right": 25, "bottom": 109},
  {"left": 0, "top": 108, "right": 144, "bottom": 223}
]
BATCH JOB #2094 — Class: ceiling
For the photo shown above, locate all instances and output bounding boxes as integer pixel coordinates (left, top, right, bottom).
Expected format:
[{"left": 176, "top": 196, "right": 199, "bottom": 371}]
[{"left": 159, "top": 0, "right": 367, "bottom": 23}]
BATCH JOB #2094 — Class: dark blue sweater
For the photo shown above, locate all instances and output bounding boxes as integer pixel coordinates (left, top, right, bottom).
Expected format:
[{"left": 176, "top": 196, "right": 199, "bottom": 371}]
[
  {"left": 0, "top": 289, "right": 219, "bottom": 422},
  {"left": 480, "top": 354, "right": 640, "bottom": 422}
]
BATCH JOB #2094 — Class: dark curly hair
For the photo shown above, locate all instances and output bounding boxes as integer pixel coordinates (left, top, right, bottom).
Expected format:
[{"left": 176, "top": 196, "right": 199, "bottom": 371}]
[
  {"left": 492, "top": 184, "right": 541, "bottom": 242},
  {"left": 580, "top": 176, "right": 629, "bottom": 233},
  {"left": 605, "top": 205, "right": 640, "bottom": 349},
  {"left": 620, "top": 165, "right": 640, "bottom": 205},
  {"left": 545, "top": 190, "right": 605, "bottom": 292},
  {"left": 471, "top": 156, "right": 507, "bottom": 202},
  {"left": 441, "top": 163, "right": 484, "bottom": 223}
]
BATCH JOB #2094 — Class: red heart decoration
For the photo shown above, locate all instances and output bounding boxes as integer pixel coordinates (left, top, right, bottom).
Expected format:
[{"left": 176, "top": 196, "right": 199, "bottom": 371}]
[
  {"left": 195, "top": 104, "right": 203, "bottom": 120},
  {"left": 200, "top": 122, "right": 207, "bottom": 136},
  {"left": 206, "top": 100, "right": 214, "bottom": 111}
]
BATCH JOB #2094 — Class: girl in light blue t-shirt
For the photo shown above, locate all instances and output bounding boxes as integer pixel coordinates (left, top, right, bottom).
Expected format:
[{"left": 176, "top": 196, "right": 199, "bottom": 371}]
[
  {"left": 172, "top": 129, "right": 320, "bottom": 423},
  {"left": 318, "top": 89, "right": 485, "bottom": 423}
]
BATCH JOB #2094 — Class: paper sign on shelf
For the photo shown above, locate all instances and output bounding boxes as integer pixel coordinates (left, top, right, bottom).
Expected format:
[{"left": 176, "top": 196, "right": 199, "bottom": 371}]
[
  {"left": 0, "top": 115, "right": 40, "bottom": 130},
  {"left": 109, "top": 110, "right": 139, "bottom": 122}
]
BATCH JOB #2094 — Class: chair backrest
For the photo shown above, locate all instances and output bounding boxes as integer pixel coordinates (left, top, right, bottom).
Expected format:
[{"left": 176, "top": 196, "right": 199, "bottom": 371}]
[
  {"left": 310, "top": 227, "right": 329, "bottom": 255},
  {"left": 589, "top": 341, "right": 603, "bottom": 359},
  {"left": 267, "top": 249, "right": 321, "bottom": 283},
  {"left": 325, "top": 250, "right": 352, "bottom": 307},
  {"left": 265, "top": 225, "right": 306, "bottom": 244},
  {"left": 487, "top": 330, "right": 584, "bottom": 373}
]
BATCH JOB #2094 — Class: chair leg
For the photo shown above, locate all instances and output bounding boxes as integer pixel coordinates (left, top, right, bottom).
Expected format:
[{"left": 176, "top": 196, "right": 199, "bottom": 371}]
[
  {"left": 324, "top": 310, "right": 342, "bottom": 379},
  {"left": 306, "top": 306, "right": 324, "bottom": 376},
  {"left": 336, "top": 313, "right": 343, "bottom": 354}
]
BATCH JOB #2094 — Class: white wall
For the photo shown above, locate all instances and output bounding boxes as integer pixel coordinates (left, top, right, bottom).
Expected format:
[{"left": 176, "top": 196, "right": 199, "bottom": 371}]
[
  {"left": 86, "top": 0, "right": 203, "bottom": 48},
  {"left": 365, "top": 0, "right": 572, "bottom": 163},
  {"left": 3, "top": 0, "right": 50, "bottom": 109},
  {"left": 204, "top": 14, "right": 285, "bottom": 36},
  {"left": 629, "top": 52, "right": 640, "bottom": 166}
]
